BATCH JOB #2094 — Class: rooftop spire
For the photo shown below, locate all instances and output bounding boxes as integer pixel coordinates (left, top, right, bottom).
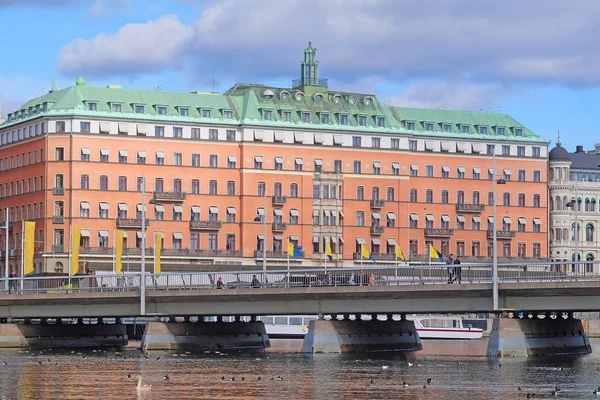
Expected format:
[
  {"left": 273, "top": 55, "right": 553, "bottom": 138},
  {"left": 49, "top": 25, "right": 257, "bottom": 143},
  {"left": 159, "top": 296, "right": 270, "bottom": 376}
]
[
  {"left": 557, "top": 129, "right": 561, "bottom": 146},
  {"left": 293, "top": 42, "right": 327, "bottom": 88}
]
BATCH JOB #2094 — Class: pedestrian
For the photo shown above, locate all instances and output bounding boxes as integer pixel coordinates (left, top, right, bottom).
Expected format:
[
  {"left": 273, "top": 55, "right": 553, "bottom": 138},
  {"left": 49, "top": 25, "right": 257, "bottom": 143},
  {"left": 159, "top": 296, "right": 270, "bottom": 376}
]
[
  {"left": 9, "top": 270, "right": 16, "bottom": 294},
  {"left": 369, "top": 273, "right": 376, "bottom": 286},
  {"left": 348, "top": 272, "right": 355, "bottom": 286},
  {"left": 216, "top": 276, "right": 224, "bottom": 289},
  {"left": 327, "top": 271, "right": 333, "bottom": 286},
  {"left": 446, "top": 253, "right": 455, "bottom": 283},
  {"left": 251, "top": 274, "right": 261, "bottom": 288},
  {"left": 303, "top": 273, "right": 310, "bottom": 287},
  {"left": 453, "top": 257, "right": 462, "bottom": 283},
  {"left": 360, "top": 270, "right": 368, "bottom": 286}
]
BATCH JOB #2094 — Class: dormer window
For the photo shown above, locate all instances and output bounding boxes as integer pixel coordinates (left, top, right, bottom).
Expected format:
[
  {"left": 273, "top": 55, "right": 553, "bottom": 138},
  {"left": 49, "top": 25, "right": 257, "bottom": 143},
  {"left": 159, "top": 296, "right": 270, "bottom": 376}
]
[
  {"left": 376, "top": 117, "right": 385, "bottom": 127},
  {"left": 358, "top": 115, "right": 367, "bottom": 126},
  {"left": 497, "top": 127, "right": 505, "bottom": 135},
  {"left": 301, "top": 112, "right": 311, "bottom": 123},
  {"left": 157, "top": 106, "right": 167, "bottom": 115},
  {"left": 202, "top": 109, "right": 212, "bottom": 118},
  {"left": 87, "top": 102, "right": 97, "bottom": 111},
  {"left": 35, "top": 105, "right": 41, "bottom": 113},
  {"left": 339, "top": 114, "right": 349, "bottom": 125},
  {"left": 282, "top": 111, "right": 292, "bottom": 122},
  {"left": 179, "top": 107, "right": 189, "bottom": 117},
  {"left": 479, "top": 126, "right": 488, "bottom": 135},
  {"left": 320, "top": 113, "right": 330, "bottom": 124},
  {"left": 425, "top": 123, "right": 434, "bottom": 131},
  {"left": 263, "top": 109, "right": 273, "bottom": 121},
  {"left": 223, "top": 109, "right": 234, "bottom": 119},
  {"left": 461, "top": 124, "right": 470, "bottom": 133},
  {"left": 407, "top": 121, "right": 415, "bottom": 130},
  {"left": 111, "top": 103, "right": 122, "bottom": 112},
  {"left": 134, "top": 105, "right": 145, "bottom": 114},
  {"left": 443, "top": 124, "right": 452, "bottom": 132},
  {"left": 514, "top": 128, "right": 523, "bottom": 136}
]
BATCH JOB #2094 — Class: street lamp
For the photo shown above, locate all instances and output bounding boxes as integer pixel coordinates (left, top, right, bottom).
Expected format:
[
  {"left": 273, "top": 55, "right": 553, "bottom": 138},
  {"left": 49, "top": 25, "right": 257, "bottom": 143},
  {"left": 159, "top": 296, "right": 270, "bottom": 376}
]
[
  {"left": 253, "top": 190, "right": 267, "bottom": 276},
  {"left": 492, "top": 152, "right": 506, "bottom": 311},
  {"left": 140, "top": 174, "right": 147, "bottom": 316}
]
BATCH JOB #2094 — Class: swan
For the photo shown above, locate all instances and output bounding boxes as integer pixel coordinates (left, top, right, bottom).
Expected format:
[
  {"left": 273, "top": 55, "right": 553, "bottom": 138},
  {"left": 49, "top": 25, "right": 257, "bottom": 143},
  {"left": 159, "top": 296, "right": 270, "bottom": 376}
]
[{"left": 136, "top": 376, "right": 151, "bottom": 394}]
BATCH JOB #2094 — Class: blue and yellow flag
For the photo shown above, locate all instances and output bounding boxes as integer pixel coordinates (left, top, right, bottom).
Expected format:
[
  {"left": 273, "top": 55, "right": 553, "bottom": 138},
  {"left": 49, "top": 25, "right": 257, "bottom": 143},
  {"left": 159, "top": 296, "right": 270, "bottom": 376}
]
[
  {"left": 288, "top": 241, "right": 302, "bottom": 257},
  {"left": 395, "top": 245, "right": 405, "bottom": 262},
  {"left": 325, "top": 241, "right": 333, "bottom": 261},
  {"left": 361, "top": 244, "right": 375, "bottom": 261},
  {"left": 429, "top": 244, "right": 444, "bottom": 262}
]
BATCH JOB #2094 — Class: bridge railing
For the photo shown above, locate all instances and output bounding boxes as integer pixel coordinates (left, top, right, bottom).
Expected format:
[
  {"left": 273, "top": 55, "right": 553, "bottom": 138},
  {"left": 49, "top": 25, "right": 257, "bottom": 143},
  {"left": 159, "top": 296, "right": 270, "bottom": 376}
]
[{"left": 0, "top": 261, "right": 598, "bottom": 294}]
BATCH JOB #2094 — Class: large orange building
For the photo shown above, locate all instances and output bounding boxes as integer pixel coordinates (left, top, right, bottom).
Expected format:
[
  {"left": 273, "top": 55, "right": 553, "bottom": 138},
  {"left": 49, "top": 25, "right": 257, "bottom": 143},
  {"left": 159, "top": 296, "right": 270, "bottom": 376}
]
[{"left": 0, "top": 44, "right": 549, "bottom": 274}]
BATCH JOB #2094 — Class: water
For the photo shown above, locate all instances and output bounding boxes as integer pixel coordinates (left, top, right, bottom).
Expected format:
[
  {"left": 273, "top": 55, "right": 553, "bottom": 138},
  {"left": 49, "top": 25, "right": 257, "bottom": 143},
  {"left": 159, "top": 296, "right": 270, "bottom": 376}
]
[{"left": 1, "top": 340, "right": 600, "bottom": 399}]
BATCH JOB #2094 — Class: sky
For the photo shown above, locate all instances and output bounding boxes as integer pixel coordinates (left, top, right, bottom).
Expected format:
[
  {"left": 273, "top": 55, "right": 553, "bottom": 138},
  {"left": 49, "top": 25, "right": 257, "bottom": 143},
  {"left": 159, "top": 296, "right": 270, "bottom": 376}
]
[{"left": 0, "top": 0, "right": 599, "bottom": 151}]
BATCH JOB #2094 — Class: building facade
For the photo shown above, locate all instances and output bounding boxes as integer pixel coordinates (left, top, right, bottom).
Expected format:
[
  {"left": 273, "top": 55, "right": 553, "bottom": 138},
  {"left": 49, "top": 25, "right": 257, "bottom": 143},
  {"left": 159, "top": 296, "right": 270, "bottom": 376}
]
[
  {"left": 549, "top": 142, "right": 600, "bottom": 269},
  {"left": 0, "top": 44, "right": 549, "bottom": 273}
]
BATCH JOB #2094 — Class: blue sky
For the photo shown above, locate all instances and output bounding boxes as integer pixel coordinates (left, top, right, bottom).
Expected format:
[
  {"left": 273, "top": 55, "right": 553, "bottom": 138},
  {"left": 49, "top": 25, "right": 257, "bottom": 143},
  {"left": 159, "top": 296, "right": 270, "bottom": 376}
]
[{"left": 1, "top": 0, "right": 599, "bottom": 151}]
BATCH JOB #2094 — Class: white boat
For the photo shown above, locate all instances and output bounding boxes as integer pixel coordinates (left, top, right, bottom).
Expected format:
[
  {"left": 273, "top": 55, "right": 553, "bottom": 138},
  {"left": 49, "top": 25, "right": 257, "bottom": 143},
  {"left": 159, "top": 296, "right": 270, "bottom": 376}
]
[{"left": 259, "top": 315, "right": 483, "bottom": 340}]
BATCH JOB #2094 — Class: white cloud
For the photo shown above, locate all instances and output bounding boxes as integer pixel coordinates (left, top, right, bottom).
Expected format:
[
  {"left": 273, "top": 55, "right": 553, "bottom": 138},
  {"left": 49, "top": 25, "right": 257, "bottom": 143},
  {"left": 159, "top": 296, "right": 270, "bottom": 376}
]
[
  {"left": 56, "top": 15, "right": 194, "bottom": 76},
  {"left": 55, "top": 0, "right": 600, "bottom": 87}
]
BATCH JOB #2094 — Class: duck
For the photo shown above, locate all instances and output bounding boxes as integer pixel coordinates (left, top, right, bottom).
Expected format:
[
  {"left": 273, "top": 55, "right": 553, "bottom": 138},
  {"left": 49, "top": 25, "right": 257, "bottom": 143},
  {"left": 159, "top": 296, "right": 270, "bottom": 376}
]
[
  {"left": 550, "top": 390, "right": 557, "bottom": 397},
  {"left": 156, "top": 357, "right": 162, "bottom": 361},
  {"left": 403, "top": 382, "right": 409, "bottom": 388},
  {"left": 163, "top": 375, "right": 169, "bottom": 381},
  {"left": 127, "top": 373, "right": 132, "bottom": 379},
  {"left": 136, "top": 376, "right": 151, "bottom": 394},
  {"left": 382, "top": 365, "right": 389, "bottom": 370},
  {"left": 408, "top": 362, "right": 413, "bottom": 367},
  {"left": 277, "top": 376, "right": 283, "bottom": 381},
  {"left": 220, "top": 376, "right": 225, "bottom": 381},
  {"left": 426, "top": 378, "right": 432, "bottom": 385},
  {"left": 518, "top": 387, "right": 521, "bottom": 391},
  {"left": 593, "top": 389, "right": 599, "bottom": 396},
  {"left": 257, "top": 376, "right": 261, "bottom": 381}
]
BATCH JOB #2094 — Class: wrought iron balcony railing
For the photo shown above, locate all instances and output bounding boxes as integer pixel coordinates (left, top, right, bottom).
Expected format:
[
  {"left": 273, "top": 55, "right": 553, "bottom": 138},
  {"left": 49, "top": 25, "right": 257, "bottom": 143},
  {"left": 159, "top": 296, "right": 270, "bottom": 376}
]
[{"left": 189, "top": 220, "right": 222, "bottom": 230}]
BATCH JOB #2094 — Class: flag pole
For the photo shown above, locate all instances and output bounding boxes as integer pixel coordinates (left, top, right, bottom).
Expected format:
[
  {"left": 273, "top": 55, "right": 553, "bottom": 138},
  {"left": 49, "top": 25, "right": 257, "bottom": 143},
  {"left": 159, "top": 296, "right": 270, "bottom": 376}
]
[
  {"left": 20, "top": 220, "right": 24, "bottom": 292},
  {"left": 5, "top": 208, "right": 9, "bottom": 292},
  {"left": 286, "top": 239, "right": 290, "bottom": 287},
  {"left": 112, "top": 229, "right": 116, "bottom": 274},
  {"left": 361, "top": 244, "right": 363, "bottom": 269}
]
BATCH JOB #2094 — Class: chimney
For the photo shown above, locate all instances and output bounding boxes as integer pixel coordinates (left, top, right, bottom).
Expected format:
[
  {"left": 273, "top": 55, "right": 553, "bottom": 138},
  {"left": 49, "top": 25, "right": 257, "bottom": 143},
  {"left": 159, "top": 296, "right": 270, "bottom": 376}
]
[{"left": 576, "top": 145, "right": 584, "bottom": 153}]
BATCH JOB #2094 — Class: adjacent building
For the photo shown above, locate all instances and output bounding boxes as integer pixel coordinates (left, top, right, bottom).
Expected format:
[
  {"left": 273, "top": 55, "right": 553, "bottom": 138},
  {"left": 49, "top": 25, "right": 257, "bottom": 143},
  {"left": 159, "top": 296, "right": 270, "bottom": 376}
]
[
  {"left": 0, "top": 44, "right": 549, "bottom": 273},
  {"left": 549, "top": 142, "right": 600, "bottom": 268}
]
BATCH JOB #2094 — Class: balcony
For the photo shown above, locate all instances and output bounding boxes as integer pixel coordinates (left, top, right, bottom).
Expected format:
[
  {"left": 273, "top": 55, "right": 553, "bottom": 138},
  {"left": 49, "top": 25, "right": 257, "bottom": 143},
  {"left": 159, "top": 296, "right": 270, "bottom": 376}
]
[
  {"left": 272, "top": 195, "right": 287, "bottom": 206},
  {"left": 272, "top": 222, "right": 287, "bottom": 232},
  {"left": 254, "top": 250, "right": 304, "bottom": 259},
  {"left": 456, "top": 203, "right": 485, "bottom": 212},
  {"left": 292, "top": 78, "right": 328, "bottom": 87},
  {"left": 53, "top": 187, "right": 64, "bottom": 196},
  {"left": 116, "top": 218, "right": 150, "bottom": 228},
  {"left": 370, "top": 199, "right": 385, "bottom": 208},
  {"left": 487, "top": 230, "right": 516, "bottom": 239},
  {"left": 371, "top": 225, "right": 385, "bottom": 235},
  {"left": 52, "top": 215, "right": 64, "bottom": 224},
  {"left": 424, "top": 228, "right": 454, "bottom": 237},
  {"left": 52, "top": 245, "right": 64, "bottom": 253},
  {"left": 79, "top": 247, "right": 113, "bottom": 255},
  {"left": 162, "top": 249, "right": 243, "bottom": 258},
  {"left": 153, "top": 191, "right": 186, "bottom": 202},
  {"left": 190, "top": 220, "right": 222, "bottom": 230}
]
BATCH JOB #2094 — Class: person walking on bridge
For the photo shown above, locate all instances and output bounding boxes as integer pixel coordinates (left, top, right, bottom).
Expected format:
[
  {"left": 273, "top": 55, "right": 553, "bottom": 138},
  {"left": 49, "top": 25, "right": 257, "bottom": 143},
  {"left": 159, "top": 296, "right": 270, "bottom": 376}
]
[
  {"left": 446, "top": 254, "right": 455, "bottom": 283},
  {"left": 216, "top": 276, "right": 224, "bottom": 289},
  {"left": 453, "top": 257, "right": 462, "bottom": 283},
  {"left": 9, "top": 270, "right": 16, "bottom": 294},
  {"left": 251, "top": 274, "right": 261, "bottom": 288}
]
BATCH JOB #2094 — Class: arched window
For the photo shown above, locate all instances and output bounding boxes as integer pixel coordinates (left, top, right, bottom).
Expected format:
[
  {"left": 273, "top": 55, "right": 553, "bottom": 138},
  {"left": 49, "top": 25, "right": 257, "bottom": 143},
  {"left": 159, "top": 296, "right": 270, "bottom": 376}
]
[
  {"left": 274, "top": 182, "right": 282, "bottom": 197},
  {"left": 572, "top": 222, "right": 581, "bottom": 241},
  {"left": 586, "top": 253, "right": 595, "bottom": 261},
  {"left": 586, "top": 223, "right": 594, "bottom": 242},
  {"left": 387, "top": 187, "right": 395, "bottom": 201}
]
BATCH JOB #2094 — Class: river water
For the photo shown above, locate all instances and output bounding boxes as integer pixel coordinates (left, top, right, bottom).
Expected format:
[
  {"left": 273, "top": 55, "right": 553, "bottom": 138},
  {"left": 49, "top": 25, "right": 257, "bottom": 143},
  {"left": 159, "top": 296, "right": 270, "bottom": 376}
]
[{"left": 1, "top": 339, "right": 600, "bottom": 399}]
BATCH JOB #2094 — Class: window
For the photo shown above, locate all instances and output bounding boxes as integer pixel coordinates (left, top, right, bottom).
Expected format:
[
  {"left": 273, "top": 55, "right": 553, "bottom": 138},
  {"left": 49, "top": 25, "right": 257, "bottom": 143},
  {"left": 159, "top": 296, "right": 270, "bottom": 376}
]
[
  {"left": 353, "top": 161, "right": 361, "bottom": 174},
  {"left": 282, "top": 111, "right": 292, "bottom": 122},
  {"left": 518, "top": 193, "right": 525, "bottom": 207},
  {"left": 118, "top": 176, "right": 127, "bottom": 191},
  {"left": 190, "top": 207, "right": 200, "bottom": 222},
  {"left": 173, "top": 127, "right": 183, "bottom": 138},
  {"left": 157, "top": 106, "right": 167, "bottom": 115},
  {"left": 487, "top": 144, "right": 495, "bottom": 155},
  {"left": 81, "top": 148, "right": 90, "bottom": 162},
  {"left": 334, "top": 160, "right": 342, "bottom": 173},
  {"left": 137, "top": 151, "right": 146, "bottom": 164},
  {"left": 191, "top": 179, "right": 200, "bottom": 194},
  {"left": 290, "top": 183, "right": 298, "bottom": 198},
  {"left": 313, "top": 211, "right": 319, "bottom": 226},
  {"left": 533, "top": 194, "right": 541, "bottom": 208},
  {"left": 227, "top": 155, "right": 236, "bottom": 169},
  {"left": 456, "top": 216, "right": 465, "bottom": 230},
  {"left": 456, "top": 167, "right": 465, "bottom": 179},
  {"left": 320, "top": 113, "right": 329, "bottom": 124},
  {"left": 137, "top": 177, "right": 144, "bottom": 192},
  {"left": 497, "top": 127, "right": 505, "bottom": 135},
  {"left": 254, "top": 156, "right": 263, "bottom": 169},
  {"left": 263, "top": 110, "right": 272, "bottom": 120},
  {"left": 173, "top": 178, "right": 182, "bottom": 193},
  {"left": 518, "top": 219, "right": 525, "bottom": 232},
  {"left": 533, "top": 219, "right": 541, "bottom": 233},
  {"left": 100, "top": 175, "right": 108, "bottom": 191},
  {"left": 99, "top": 203, "right": 109, "bottom": 219},
  {"left": 503, "top": 192, "right": 510, "bottom": 206},
  {"left": 444, "top": 124, "right": 452, "bottom": 132},
  {"left": 119, "top": 151, "right": 127, "bottom": 164},
  {"left": 407, "top": 122, "right": 415, "bottom": 130},
  {"left": 227, "top": 181, "right": 236, "bottom": 195},
  {"left": 514, "top": 128, "right": 523, "bottom": 136},
  {"left": 532, "top": 147, "right": 541, "bottom": 157},
  {"left": 179, "top": 107, "right": 189, "bottom": 117},
  {"left": 358, "top": 115, "right": 367, "bottom": 126},
  {"left": 227, "top": 209, "right": 236, "bottom": 223},
  {"left": 100, "top": 149, "right": 109, "bottom": 163},
  {"left": 302, "top": 112, "right": 311, "bottom": 123},
  {"left": 226, "top": 130, "right": 236, "bottom": 141},
  {"left": 479, "top": 126, "right": 488, "bottom": 135},
  {"left": 80, "top": 202, "right": 89, "bottom": 218},
  {"left": 294, "top": 158, "right": 303, "bottom": 171},
  {"left": 192, "top": 153, "right": 200, "bottom": 167},
  {"left": 202, "top": 109, "right": 212, "bottom": 118},
  {"left": 339, "top": 114, "right": 348, "bottom": 125},
  {"left": 208, "top": 129, "right": 218, "bottom": 140},
  {"left": 391, "top": 138, "right": 400, "bottom": 149},
  {"left": 289, "top": 210, "right": 299, "bottom": 225},
  {"left": 473, "top": 191, "right": 480, "bottom": 205},
  {"left": 488, "top": 192, "right": 494, "bottom": 206},
  {"left": 518, "top": 170, "right": 525, "bottom": 182},
  {"left": 174, "top": 153, "right": 182, "bottom": 166},
  {"left": 80, "top": 122, "right": 91, "bottom": 132},
  {"left": 135, "top": 105, "right": 145, "bottom": 114},
  {"left": 173, "top": 206, "right": 182, "bottom": 221},
  {"left": 457, "top": 190, "right": 465, "bottom": 204},
  {"left": 387, "top": 187, "right": 395, "bottom": 201},
  {"left": 313, "top": 184, "right": 321, "bottom": 199},
  {"left": 372, "top": 162, "right": 380, "bottom": 175},
  {"left": 502, "top": 145, "right": 510, "bottom": 155},
  {"left": 461, "top": 125, "right": 470, "bottom": 133},
  {"left": 533, "top": 170, "right": 541, "bottom": 182},
  {"left": 426, "top": 189, "right": 433, "bottom": 203},
  {"left": 425, "top": 165, "right": 433, "bottom": 177},
  {"left": 410, "top": 189, "right": 417, "bottom": 203},
  {"left": 209, "top": 180, "right": 218, "bottom": 195},
  {"left": 425, "top": 123, "right": 433, "bottom": 131},
  {"left": 409, "top": 140, "right": 417, "bottom": 150},
  {"left": 352, "top": 136, "right": 362, "bottom": 147},
  {"left": 442, "top": 167, "right": 450, "bottom": 179},
  {"left": 371, "top": 137, "right": 381, "bottom": 148},
  {"left": 517, "top": 146, "right": 525, "bottom": 156},
  {"left": 209, "top": 154, "right": 218, "bottom": 168},
  {"left": 55, "top": 147, "right": 64, "bottom": 161},
  {"left": 155, "top": 126, "right": 164, "bottom": 137},
  {"left": 112, "top": 103, "right": 122, "bottom": 112},
  {"left": 190, "top": 128, "right": 200, "bottom": 139},
  {"left": 155, "top": 178, "right": 164, "bottom": 193},
  {"left": 377, "top": 117, "right": 385, "bottom": 127},
  {"left": 472, "top": 241, "right": 481, "bottom": 257},
  {"left": 472, "top": 217, "right": 480, "bottom": 231},
  {"left": 258, "top": 182, "right": 266, "bottom": 196},
  {"left": 356, "top": 211, "right": 365, "bottom": 226},
  {"left": 391, "top": 163, "right": 400, "bottom": 176}
]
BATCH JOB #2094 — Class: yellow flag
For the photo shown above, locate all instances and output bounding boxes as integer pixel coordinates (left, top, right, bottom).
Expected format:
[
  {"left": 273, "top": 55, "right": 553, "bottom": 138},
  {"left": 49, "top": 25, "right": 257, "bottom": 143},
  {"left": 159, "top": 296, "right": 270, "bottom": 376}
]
[
  {"left": 395, "top": 244, "right": 405, "bottom": 261},
  {"left": 361, "top": 244, "right": 374, "bottom": 261},
  {"left": 115, "top": 230, "right": 124, "bottom": 274},
  {"left": 325, "top": 241, "right": 333, "bottom": 260},
  {"left": 429, "top": 244, "right": 443, "bottom": 261},
  {"left": 154, "top": 232, "right": 162, "bottom": 274},
  {"left": 287, "top": 240, "right": 295, "bottom": 257},
  {"left": 71, "top": 226, "right": 81, "bottom": 276},
  {"left": 23, "top": 221, "right": 35, "bottom": 275}
]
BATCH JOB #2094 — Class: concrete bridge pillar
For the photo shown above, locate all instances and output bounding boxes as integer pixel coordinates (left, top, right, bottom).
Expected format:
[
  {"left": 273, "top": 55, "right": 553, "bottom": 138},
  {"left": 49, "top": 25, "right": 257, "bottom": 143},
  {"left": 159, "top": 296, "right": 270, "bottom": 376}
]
[
  {"left": 487, "top": 316, "right": 591, "bottom": 357},
  {"left": 301, "top": 319, "right": 422, "bottom": 353}
]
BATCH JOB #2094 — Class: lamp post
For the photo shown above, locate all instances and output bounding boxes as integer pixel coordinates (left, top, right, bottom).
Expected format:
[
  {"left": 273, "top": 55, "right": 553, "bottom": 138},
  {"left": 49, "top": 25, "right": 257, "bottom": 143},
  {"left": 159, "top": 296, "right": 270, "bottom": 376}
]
[
  {"left": 3, "top": 209, "right": 8, "bottom": 292},
  {"left": 253, "top": 190, "right": 267, "bottom": 277},
  {"left": 492, "top": 152, "right": 506, "bottom": 311},
  {"left": 140, "top": 173, "right": 146, "bottom": 316}
]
